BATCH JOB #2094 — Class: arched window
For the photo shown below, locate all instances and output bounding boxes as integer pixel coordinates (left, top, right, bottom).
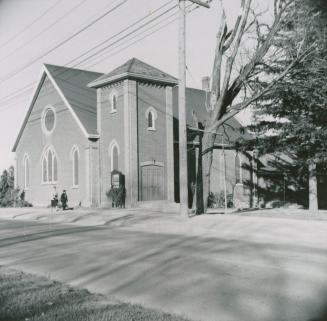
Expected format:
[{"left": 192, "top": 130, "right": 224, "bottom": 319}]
[
  {"left": 72, "top": 146, "right": 79, "bottom": 187},
  {"left": 53, "top": 156, "right": 58, "bottom": 181},
  {"left": 109, "top": 140, "right": 120, "bottom": 172},
  {"left": 109, "top": 90, "right": 118, "bottom": 113},
  {"left": 42, "top": 147, "right": 58, "bottom": 183},
  {"left": 148, "top": 111, "right": 153, "bottom": 129},
  {"left": 42, "top": 157, "right": 47, "bottom": 182},
  {"left": 145, "top": 106, "right": 157, "bottom": 131},
  {"left": 235, "top": 153, "right": 242, "bottom": 184},
  {"left": 48, "top": 150, "right": 53, "bottom": 181},
  {"left": 23, "top": 154, "right": 30, "bottom": 189},
  {"left": 112, "top": 146, "right": 118, "bottom": 171},
  {"left": 112, "top": 95, "right": 117, "bottom": 111}
]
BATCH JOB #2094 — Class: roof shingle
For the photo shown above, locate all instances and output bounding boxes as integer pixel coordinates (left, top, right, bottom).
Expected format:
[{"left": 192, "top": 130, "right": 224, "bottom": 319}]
[
  {"left": 45, "top": 64, "right": 103, "bottom": 135},
  {"left": 88, "top": 58, "right": 177, "bottom": 88}
]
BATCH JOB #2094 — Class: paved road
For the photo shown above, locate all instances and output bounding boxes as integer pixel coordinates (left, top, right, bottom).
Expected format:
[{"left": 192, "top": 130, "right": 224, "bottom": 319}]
[{"left": 0, "top": 215, "right": 327, "bottom": 321}]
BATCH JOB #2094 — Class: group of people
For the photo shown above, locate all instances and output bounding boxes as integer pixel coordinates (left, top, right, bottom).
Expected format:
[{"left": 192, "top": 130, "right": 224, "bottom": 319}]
[
  {"left": 51, "top": 184, "right": 127, "bottom": 210},
  {"left": 51, "top": 188, "right": 68, "bottom": 211},
  {"left": 113, "top": 184, "right": 126, "bottom": 208}
]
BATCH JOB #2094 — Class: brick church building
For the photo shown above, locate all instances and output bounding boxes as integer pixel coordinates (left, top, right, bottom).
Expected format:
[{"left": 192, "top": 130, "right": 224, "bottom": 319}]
[{"left": 12, "top": 58, "right": 255, "bottom": 208}]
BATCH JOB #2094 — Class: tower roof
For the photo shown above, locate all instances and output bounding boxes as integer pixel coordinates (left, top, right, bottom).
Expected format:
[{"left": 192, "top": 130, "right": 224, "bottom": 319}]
[{"left": 88, "top": 58, "right": 178, "bottom": 88}]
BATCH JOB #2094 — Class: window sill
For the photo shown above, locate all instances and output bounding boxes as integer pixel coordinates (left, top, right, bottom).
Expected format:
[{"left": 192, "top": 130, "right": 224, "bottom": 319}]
[
  {"left": 41, "top": 182, "right": 58, "bottom": 185},
  {"left": 110, "top": 110, "right": 117, "bottom": 114},
  {"left": 71, "top": 185, "right": 79, "bottom": 189},
  {"left": 147, "top": 127, "right": 156, "bottom": 131}
]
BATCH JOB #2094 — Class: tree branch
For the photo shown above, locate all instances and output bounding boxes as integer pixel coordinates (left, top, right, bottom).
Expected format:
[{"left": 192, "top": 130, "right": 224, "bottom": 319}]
[
  {"left": 222, "top": 0, "right": 244, "bottom": 52},
  {"left": 208, "top": 43, "right": 315, "bottom": 132},
  {"left": 210, "top": 3, "right": 227, "bottom": 103},
  {"left": 222, "top": 1, "right": 290, "bottom": 109},
  {"left": 212, "top": 0, "right": 252, "bottom": 122}
]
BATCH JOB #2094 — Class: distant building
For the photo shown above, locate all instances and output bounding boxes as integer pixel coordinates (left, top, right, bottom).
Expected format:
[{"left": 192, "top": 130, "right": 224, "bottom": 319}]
[{"left": 12, "top": 58, "right": 255, "bottom": 208}]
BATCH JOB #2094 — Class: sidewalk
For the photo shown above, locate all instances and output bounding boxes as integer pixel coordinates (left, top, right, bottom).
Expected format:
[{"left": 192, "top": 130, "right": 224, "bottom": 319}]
[
  {"left": 0, "top": 207, "right": 182, "bottom": 228},
  {"left": 1, "top": 207, "right": 327, "bottom": 247},
  {"left": 2, "top": 206, "right": 327, "bottom": 225}
]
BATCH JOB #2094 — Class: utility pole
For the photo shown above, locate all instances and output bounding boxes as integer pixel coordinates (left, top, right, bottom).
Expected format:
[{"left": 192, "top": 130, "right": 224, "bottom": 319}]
[
  {"left": 178, "top": 0, "right": 209, "bottom": 217},
  {"left": 178, "top": 0, "right": 188, "bottom": 217},
  {"left": 222, "top": 135, "right": 227, "bottom": 215}
]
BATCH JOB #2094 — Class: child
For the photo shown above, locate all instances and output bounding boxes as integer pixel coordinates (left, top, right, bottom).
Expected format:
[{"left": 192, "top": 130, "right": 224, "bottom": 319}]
[{"left": 51, "top": 187, "right": 59, "bottom": 211}]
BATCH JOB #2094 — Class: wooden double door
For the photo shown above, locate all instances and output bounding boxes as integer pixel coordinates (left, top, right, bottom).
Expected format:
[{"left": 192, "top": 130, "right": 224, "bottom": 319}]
[{"left": 140, "top": 164, "right": 164, "bottom": 201}]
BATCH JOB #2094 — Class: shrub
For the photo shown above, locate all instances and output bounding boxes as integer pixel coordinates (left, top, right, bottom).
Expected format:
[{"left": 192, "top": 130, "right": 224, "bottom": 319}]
[
  {"left": 208, "top": 192, "right": 219, "bottom": 208},
  {"left": 208, "top": 191, "right": 233, "bottom": 208},
  {"left": 0, "top": 188, "right": 32, "bottom": 208},
  {"left": 106, "top": 185, "right": 126, "bottom": 208},
  {"left": 0, "top": 166, "right": 33, "bottom": 208}
]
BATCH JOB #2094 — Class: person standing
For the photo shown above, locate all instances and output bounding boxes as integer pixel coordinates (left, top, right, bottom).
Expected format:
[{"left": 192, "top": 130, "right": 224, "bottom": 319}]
[
  {"left": 51, "top": 187, "right": 58, "bottom": 211},
  {"left": 60, "top": 190, "right": 68, "bottom": 210},
  {"left": 53, "top": 193, "right": 59, "bottom": 211}
]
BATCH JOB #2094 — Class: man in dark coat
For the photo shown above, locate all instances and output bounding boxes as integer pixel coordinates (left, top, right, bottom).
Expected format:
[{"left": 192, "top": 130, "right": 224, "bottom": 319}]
[
  {"left": 60, "top": 190, "right": 68, "bottom": 210},
  {"left": 117, "top": 184, "right": 126, "bottom": 208}
]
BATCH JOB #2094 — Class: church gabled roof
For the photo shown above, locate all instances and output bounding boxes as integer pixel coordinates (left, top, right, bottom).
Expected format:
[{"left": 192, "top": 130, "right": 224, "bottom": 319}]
[
  {"left": 12, "top": 64, "right": 103, "bottom": 152},
  {"left": 44, "top": 64, "right": 103, "bottom": 136},
  {"left": 172, "top": 87, "right": 253, "bottom": 145},
  {"left": 88, "top": 58, "right": 178, "bottom": 88},
  {"left": 13, "top": 59, "right": 250, "bottom": 153}
]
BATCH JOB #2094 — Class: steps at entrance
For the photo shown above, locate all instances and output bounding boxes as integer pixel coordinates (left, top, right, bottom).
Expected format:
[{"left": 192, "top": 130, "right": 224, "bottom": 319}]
[{"left": 136, "top": 201, "right": 180, "bottom": 213}]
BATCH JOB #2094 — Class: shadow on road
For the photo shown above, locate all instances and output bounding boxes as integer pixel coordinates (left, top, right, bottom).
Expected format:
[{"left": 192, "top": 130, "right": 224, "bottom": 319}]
[
  {"left": 0, "top": 218, "right": 326, "bottom": 321},
  {"left": 0, "top": 222, "right": 103, "bottom": 248},
  {"left": 307, "top": 300, "right": 327, "bottom": 321}
]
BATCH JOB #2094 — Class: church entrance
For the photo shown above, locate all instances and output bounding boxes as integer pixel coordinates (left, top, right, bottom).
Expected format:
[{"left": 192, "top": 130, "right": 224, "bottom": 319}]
[{"left": 140, "top": 164, "right": 164, "bottom": 201}]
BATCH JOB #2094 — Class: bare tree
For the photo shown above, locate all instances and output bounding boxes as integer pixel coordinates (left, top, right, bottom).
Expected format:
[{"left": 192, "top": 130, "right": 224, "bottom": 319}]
[{"left": 197, "top": 0, "right": 313, "bottom": 213}]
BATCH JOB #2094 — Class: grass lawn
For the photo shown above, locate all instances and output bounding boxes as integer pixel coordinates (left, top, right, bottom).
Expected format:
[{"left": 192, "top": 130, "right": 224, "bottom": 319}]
[{"left": 0, "top": 266, "right": 190, "bottom": 321}]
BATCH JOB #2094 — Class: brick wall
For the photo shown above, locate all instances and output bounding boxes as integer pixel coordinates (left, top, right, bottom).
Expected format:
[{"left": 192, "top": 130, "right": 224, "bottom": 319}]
[
  {"left": 97, "top": 82, "right": 125, "bottom": 206},
  {"left": 15, "top": 76, "right": 89, "bottom": 207},
  {"left": 137, "top": 82, "right": 168, "bottom": 200}
]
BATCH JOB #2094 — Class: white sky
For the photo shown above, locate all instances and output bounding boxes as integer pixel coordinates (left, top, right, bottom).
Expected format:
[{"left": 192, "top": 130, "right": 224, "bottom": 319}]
[{"left": 0, "top": 0, "right": 268, "bottom": 171}]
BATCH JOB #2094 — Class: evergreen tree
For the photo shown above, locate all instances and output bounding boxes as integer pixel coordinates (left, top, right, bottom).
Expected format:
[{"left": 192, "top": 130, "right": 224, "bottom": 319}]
[
  {"left": 189, "top": 0, "right": 311, "bottom": 214},
  {"left": 244, "top": 0, "right": 327, "bottom": 211},
  {"left": 0, "top": 166, "right": 15, "bottom": 207}
]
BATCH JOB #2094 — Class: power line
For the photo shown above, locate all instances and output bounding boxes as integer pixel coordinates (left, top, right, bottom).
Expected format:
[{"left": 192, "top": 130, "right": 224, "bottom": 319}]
[
  {"left": 84, "top": 11, "right": 181, "bottom": 69},
  {"left": 0, "top": 2, "right": 197, "bottom": 109},
  {"left": 68, "top": 4, "right": 178, "bottom": 68},
  {"left": 0, "top": 0, "right": 129, "bottom": 85},
  {"left": 64, "top": 2, "right": 196, "bottom": 77},
  {"left": 0, "top": 0, "right": 90, "bottom": 64},
  {"left": 0, "top": 0, "right": 134, "bottom": 103},
  {"left": 89, "top": 16, "right": 179, "bottom": 68},
  {"left": 0, "top": 0, "right": 64, "bottom": 49},
  {"left": 0, "top": 94, "right": 29, "bottom": 112},
  {"left": 0, "top": 84, "right": 35, "bottom": 105},
  {"left": 0, "top": 0, "right": 176, "bottom": 104},
  {"left": 63, "top": 0, "right": 175, "bottom": 67},
  {"left": 82, "top": 3, "right": 182, "bottom": 68}
]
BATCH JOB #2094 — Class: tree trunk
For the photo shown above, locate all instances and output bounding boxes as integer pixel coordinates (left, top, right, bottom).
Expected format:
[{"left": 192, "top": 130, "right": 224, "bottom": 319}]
[
  {"left": 201, "top": 131, "right": 216, "bottom": 212},
  {"left": 308, "top": 161, "right": 319, "bottom": 213},
  {"left": 192, "top": 135, "right": 204, "bottom": 214}
]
